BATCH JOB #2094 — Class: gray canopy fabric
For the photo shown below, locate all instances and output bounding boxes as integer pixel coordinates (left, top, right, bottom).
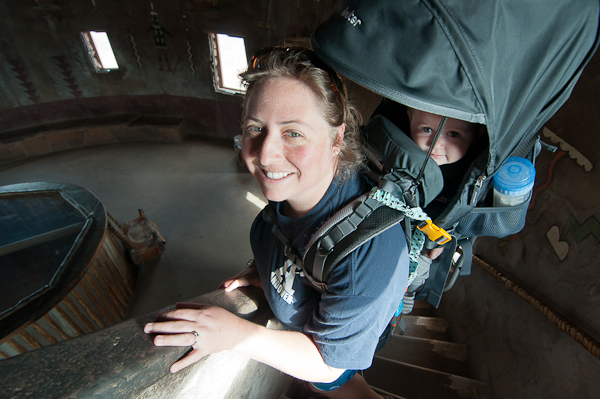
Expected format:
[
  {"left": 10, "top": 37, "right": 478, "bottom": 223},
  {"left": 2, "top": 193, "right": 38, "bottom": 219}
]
[{"left": 311, "top": 0, "right": 599, "bottom": 176}]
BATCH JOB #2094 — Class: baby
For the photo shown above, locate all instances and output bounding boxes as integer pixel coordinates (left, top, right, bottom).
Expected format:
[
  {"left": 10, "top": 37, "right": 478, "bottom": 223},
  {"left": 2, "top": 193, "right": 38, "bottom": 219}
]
[
  {"left": 407, "top": 107, "right": 485, "bottom": 261},
  {"left": 407, "top": 107, "right": 483, "bottom": 166}
]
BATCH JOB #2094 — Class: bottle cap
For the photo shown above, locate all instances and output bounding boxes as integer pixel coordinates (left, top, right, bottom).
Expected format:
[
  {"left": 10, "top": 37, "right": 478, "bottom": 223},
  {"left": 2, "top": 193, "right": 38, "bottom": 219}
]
[{"left": 493, "top": 157, "right": 536, "bottom": 196}]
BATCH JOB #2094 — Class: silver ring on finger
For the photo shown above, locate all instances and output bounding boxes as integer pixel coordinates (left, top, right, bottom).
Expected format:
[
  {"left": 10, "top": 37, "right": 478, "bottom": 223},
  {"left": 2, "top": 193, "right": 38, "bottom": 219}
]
[{"left": 191, "top": 330, "right": 199, "bottom": 346}]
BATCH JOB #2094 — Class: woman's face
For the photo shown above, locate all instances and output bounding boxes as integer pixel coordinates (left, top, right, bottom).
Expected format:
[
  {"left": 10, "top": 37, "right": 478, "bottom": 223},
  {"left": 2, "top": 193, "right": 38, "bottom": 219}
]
[{"left": 242, "top": 77, "right": 343, "bottom": 217}]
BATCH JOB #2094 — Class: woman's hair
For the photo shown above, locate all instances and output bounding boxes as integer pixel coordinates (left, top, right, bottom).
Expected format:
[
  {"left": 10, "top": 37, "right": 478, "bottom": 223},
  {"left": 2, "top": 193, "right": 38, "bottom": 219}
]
[{"left": 239, "top": 45, "right": 364, "bottom": 181}]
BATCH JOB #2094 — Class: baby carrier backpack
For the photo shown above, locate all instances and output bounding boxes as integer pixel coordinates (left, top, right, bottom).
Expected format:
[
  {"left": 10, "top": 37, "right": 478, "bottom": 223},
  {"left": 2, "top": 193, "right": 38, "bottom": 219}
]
[{"left": 266, "top": 0, "right": 600, "bottom": 315}]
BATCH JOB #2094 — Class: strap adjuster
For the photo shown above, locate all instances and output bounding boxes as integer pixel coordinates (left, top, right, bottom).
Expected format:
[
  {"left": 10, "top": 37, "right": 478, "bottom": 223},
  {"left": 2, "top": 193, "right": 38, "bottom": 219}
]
[
  {"left": 417, "top": 220, "right": 452, "bottom": 245},
  {"left": 316, "top": 236, "right": 335, "bottom": 256}
]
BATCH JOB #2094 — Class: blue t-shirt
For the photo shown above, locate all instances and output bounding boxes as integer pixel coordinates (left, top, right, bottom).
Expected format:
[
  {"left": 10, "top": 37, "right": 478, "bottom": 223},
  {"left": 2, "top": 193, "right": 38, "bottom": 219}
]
[{"left": 249, "top": 173, "right": 409, "bottom": 370}]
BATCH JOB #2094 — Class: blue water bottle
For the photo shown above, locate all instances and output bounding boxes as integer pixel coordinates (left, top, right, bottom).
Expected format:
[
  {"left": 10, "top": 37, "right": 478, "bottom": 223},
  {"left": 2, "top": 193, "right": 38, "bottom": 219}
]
[{"left": 493, "top": 157, "right": 536, "bottom": 207}]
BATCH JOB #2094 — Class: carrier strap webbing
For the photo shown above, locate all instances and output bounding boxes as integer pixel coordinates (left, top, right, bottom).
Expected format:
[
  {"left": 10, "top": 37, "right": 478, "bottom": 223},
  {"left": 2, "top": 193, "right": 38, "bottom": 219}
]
[
  {"left": 458, "top": 237, "right": 473, "bottom": 276},
  {"left": 262, "top": 204, "right": 303, "bottom": 268},
  {"left": 424, "top": 237, "right": 458, "bottom": 307},
  {"left": 368, "top": 187, "right": 431, "bottom": 286}
]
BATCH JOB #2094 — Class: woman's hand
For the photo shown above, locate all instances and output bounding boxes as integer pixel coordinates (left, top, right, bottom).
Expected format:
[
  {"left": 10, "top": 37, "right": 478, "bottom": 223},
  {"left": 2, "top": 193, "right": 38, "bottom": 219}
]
[
  {"left": 219, "top": 263, "right": 263, "bottom": 292},
  {"left": 144, "top": 302, "right": 250, "bottom": 373},
  {"left": 144, "top": 303, "right": 344, "bottom": 382}
]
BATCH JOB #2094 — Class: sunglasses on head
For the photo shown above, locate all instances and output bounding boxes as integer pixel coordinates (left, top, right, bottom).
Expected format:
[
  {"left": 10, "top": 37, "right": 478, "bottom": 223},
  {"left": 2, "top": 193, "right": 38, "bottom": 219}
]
[{"left": 249, "top": 45, "right": 344, "bottom": 95}]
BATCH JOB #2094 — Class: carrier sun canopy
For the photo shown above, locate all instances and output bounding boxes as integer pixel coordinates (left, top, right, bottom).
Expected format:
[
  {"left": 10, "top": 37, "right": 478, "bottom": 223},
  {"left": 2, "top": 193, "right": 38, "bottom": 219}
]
[{"left": 311, "top": 0, "right": 600, "bottom": 175}]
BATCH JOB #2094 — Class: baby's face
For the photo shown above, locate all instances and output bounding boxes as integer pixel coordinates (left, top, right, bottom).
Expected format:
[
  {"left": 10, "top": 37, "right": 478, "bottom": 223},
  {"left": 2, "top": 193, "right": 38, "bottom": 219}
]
[{"left": 408, "top": 109, "right": 480, "bottom": 166}]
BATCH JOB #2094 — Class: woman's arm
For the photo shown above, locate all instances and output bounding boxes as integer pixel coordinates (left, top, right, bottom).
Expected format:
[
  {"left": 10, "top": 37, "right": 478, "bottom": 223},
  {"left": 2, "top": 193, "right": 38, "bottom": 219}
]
[
  {"left": 219, "top": 262, "right": 263, "bottom": 292},
  {"left": 144, "top": 303, "right": 344, "bottom": 383}
]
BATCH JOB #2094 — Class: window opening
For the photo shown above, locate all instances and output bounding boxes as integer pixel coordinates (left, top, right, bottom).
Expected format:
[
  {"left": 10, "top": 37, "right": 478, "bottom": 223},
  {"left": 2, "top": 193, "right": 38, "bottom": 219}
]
[
  {"left": 209, "top": 33, "right": 248, "bottom": 94},
  {"left": 81, "top": 31, "right": 119, "bottom": 73}
]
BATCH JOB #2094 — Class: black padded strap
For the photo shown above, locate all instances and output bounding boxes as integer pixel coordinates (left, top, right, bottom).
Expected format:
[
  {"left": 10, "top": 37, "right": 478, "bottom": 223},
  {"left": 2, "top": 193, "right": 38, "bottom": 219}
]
[
  {"left": 316, "top": 197, "right": 382, "bottom": 255},
  {"left": 305, "top": 205, "right": 405, "bottom": 285},
  {"left": 310, "top": 197, "right": 383, "bottom": 283}
]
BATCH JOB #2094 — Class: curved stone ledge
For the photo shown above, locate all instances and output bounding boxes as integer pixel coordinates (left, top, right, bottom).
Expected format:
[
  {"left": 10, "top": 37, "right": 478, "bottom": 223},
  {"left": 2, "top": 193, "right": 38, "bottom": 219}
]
[
  {"left": 0, "top": 95, "right": 243, "bottom": 165},
  {"left": 0, "top": 287, "right": 291, "bottom": 399},
  {"left": 0, "top": 96, "right": 241, "bottom": 137}
]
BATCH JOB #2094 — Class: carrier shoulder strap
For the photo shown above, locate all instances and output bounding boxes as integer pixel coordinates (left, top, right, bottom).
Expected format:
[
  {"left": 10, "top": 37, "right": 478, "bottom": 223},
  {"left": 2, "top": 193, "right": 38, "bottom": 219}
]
[
  {"left": 302, "top": 187, "right": 436, "bottom": 293},
  {"left": 302, "top": 197, "right": 405, "bottom": 292}
]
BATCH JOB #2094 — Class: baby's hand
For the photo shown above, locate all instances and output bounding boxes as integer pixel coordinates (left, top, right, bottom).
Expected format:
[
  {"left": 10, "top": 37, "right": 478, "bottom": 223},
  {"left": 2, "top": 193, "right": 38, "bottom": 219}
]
[{"left": 423, "top": 247, "right": 445, "bottom": 260}]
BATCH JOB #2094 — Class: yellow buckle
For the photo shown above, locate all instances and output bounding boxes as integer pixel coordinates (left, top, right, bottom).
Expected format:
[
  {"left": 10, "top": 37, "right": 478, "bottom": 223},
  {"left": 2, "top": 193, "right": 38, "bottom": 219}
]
[{"left": 417, "top": 220, "right": 452, "bottom": 245}]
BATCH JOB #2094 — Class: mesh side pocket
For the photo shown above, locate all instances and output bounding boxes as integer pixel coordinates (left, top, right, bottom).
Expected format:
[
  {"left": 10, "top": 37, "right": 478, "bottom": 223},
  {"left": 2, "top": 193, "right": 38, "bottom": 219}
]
[{"left": 455, "top": 195, "right": 531, "bottom": 238}]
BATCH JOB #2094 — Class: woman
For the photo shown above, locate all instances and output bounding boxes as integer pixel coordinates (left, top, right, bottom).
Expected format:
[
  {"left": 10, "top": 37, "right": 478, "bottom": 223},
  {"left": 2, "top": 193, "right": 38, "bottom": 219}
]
[{"left": 144, "top": 46, "right": 408, "bottom": 398}]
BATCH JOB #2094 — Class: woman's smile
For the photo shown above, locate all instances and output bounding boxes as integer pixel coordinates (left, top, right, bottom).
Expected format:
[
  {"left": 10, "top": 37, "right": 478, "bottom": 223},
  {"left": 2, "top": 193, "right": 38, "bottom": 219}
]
[{"left": 264, "top": 170, "right": 293, "bottom": 180}]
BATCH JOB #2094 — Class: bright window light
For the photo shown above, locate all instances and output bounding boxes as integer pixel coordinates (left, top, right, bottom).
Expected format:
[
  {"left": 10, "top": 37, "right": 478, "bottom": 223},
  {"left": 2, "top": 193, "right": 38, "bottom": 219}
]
[
  {"left": 81, "top": 31, "right": 119, "bottom": 73},
  {"left": 246, "top": 192, "right": 267, "bottom": 210},
  {"left": 209, "top": 33, "right": 248, "bottom": 94}
]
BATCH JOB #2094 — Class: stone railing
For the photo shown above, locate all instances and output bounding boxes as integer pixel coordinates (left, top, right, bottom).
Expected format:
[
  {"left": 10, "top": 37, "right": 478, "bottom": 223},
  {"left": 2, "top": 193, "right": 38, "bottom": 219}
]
[{"left": 0, "top": 287, "right": 292, "bottom": 399}]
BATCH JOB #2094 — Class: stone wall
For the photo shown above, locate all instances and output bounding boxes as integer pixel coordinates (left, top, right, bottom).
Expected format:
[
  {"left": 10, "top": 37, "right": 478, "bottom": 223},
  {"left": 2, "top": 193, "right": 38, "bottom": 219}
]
[{"left": 0, "top": 0, "right": 342, "bottom": 149}]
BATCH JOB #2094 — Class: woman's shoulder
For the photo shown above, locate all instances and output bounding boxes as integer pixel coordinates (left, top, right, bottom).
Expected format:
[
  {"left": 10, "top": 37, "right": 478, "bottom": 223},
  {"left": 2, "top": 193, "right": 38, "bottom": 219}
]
[
  {"left": 353, "top": 221, "right": 408, "bottom": 267},
  {"left": 340, "top": 172, "right": 375, "bottom": 197},
  {"left": 249, "top": 207, "right": 274, "bottom": 241},
  {"left": 326, "top": 221, "right": 408, "bottom": 295}
]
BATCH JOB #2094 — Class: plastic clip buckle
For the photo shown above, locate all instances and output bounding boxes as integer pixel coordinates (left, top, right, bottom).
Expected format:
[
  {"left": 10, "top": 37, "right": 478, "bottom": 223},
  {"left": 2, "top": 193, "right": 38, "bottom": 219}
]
[{"left": 417, "top": 220, "right": 452, "bottom": 245}]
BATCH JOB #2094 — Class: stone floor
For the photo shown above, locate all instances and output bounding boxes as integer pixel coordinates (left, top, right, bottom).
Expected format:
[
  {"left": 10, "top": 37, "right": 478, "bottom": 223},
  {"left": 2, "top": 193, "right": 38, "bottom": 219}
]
[{"left": 0, "top": 138, "right": 264, "bottom": 318}]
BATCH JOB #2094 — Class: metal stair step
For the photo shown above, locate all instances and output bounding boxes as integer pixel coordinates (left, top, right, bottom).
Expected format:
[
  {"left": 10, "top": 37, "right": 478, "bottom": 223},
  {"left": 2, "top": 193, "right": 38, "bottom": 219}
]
[
  {"left": 363, "top": 357, "right": 490, "bottom": 399},
  {"left": 399, "top": 316, "right": 452, "bottom": 342},
  {"left": 376, "top": 335, "right": 470, "bottom": 377}
]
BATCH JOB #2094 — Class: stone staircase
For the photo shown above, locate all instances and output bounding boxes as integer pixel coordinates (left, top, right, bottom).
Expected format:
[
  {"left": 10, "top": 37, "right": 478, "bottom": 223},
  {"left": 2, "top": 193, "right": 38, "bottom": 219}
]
[{"left": 282, "top": 301, "right": 490, "bottom": 399}]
